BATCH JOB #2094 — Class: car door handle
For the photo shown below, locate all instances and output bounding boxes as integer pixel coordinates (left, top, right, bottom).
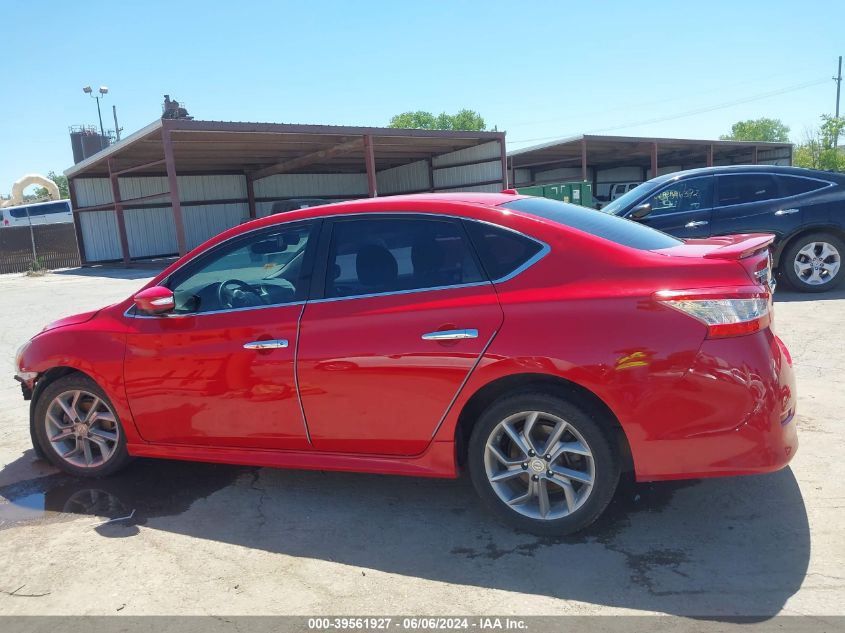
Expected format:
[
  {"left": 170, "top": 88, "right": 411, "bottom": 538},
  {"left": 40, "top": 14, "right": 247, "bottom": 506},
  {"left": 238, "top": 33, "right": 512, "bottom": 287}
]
[
  {"left": 421, "top": 329, "right": 479, "bottom": 341},
  {"left": 243, "top": 339, "right": 288, "bottom": 350},
  {"left": 685, "top": 220, "right": 709, "bottom": 228},
  {"left": 775, "top": 208, "right": 799, "bottom": 216}
]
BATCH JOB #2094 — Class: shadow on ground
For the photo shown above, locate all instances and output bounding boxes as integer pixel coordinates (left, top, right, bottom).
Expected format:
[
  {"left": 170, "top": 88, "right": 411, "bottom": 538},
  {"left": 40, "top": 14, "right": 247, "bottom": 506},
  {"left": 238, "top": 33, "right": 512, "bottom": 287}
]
[
  {"left": 53, "top": 263, "right": 169, "bottom": 281},
  {"left": 0, "top": 452, "right": 809, "bottom": 619},
  {"left": 775, "top": 286, "right": 845, "bottom": 303}
]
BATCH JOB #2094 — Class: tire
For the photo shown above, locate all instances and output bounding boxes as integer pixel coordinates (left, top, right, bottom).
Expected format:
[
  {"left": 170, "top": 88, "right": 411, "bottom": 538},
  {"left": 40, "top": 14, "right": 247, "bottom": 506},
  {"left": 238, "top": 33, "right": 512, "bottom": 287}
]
[
  {"left": 468, "top": 391, "right": 620, "bottom": 536},
  {"left": 33, "top": 374, "right": 131, "bottom": 478},
  {"left": 781, "top": 232, "right": 844, "bottom": 293}
]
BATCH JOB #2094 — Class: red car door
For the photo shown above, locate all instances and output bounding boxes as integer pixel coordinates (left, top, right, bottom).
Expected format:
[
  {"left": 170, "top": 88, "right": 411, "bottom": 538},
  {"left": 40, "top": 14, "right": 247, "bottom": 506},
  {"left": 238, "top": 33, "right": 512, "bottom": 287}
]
[
  {"left": 123, "top": 222, "right": 317, "bottom": 450},
  {"left": 297, "top": 215, "right": 503, "bottom": 456}
]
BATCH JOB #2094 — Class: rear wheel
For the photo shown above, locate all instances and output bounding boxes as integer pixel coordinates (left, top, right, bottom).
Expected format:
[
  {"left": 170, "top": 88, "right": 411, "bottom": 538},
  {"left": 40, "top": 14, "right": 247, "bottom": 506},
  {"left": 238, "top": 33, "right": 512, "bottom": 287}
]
[
  {"left": 782, "top": 232, "right": 844, "bottom": 292},
  {"left": 33, "top": 374, "right": 131, "bottom": 477},
  {"left": 468, "top": 391, "right": 620, "bottom": 536}
]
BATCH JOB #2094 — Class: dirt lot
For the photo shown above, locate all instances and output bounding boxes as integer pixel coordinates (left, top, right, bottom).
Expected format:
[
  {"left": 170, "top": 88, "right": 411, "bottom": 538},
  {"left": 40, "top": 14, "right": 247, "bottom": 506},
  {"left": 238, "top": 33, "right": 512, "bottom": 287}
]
[{"left": 0, "top": 267, "right": 843, "bottom": 618}]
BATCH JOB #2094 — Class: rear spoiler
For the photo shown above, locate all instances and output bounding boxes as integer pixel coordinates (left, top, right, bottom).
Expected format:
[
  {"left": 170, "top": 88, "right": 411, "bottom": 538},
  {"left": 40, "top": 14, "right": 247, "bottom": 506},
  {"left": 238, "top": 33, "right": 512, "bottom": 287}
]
[{"left": 701, "top": 234, "right": 775, "bottom": 260}]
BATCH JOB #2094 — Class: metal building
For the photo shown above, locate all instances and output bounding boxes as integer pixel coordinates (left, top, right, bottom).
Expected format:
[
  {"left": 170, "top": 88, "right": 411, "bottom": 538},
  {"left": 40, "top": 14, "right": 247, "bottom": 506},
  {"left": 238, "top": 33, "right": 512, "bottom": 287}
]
[
  {"left": 64, "top": 119, "right": 507, "bottom": 264},
  {"left": 508, "top": 134, "right": 793, "bottom": 200}
]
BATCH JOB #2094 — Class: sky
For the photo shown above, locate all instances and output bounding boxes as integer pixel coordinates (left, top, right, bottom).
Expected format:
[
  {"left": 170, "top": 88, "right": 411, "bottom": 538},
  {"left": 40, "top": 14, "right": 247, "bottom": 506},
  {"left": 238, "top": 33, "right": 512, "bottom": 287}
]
[{"left": 1, "top": 0, "right": 843, "bottom": 191}]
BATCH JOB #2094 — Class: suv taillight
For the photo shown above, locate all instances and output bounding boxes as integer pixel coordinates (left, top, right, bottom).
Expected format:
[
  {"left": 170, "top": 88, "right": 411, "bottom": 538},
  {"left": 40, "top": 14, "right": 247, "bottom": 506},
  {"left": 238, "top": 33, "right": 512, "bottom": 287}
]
[{"left": 655, "top": 289, "right": 771, "bottom": 339}]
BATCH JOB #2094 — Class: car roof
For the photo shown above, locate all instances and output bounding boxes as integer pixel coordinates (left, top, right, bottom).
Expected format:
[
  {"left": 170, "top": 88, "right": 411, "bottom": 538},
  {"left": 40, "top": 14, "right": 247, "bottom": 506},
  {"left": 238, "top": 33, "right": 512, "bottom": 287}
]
[{"left": 649, "top": 164, "right": 845, "bottom": 185}]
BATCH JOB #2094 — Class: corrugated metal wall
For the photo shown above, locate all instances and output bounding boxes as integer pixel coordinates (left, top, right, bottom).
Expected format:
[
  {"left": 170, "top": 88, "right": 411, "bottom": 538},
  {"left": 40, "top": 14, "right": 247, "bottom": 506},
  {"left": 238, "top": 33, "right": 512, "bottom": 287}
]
[
  {"left": 377, "top": 160, "right": 429, "bottom": 195},
  {"left": 78, "top": 210, "right": 122, "bottom": 261},
  {"left": 254, "top": 174, "right": 367, "bottom": 200},
  {"left": 432, "top": 140, "right": 502, "bottom": 191},
  {"left": 432, "top": 140, "right": 500, "bottom": 168},
  {"left": 124, "top": 207, "right": 178, "bottom": 258},
  {"left": 184, "top": 203, "right": 248, "bottom": 249},
  {"left": 73, "top": 138, "right": 506, "bottom": 262},
  {"left": 75, "top": 175, "right": 250, "bottom": 261}
]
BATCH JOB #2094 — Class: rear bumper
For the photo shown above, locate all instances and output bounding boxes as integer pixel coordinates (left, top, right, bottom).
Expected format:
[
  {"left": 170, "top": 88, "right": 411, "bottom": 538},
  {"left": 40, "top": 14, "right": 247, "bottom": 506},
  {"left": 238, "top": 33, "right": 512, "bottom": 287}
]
[{"left": 632, "top": 328, "right": 797, "bottom": 481}]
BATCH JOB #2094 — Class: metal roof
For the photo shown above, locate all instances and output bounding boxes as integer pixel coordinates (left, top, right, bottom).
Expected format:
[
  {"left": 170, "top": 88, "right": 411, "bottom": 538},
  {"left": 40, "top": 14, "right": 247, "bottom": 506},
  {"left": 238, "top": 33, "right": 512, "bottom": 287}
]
[
  {"left": 508, "top": 133, "right": 792, "bottom": 170},
  {"left": 65, "top": 119, "right": 505, "bottom": 179}
]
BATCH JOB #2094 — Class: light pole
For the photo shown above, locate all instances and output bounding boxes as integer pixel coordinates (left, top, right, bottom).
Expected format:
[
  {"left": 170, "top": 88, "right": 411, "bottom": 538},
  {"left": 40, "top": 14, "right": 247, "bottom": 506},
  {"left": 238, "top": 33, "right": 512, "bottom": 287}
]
[{"left": 82, "top": 85, "right": 109, "bottom": 138}]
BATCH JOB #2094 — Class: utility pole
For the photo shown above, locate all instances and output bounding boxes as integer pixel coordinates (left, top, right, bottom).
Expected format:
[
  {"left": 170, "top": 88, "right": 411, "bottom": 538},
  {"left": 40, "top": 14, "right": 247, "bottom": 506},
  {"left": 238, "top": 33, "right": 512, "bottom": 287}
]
[
  {"left": 93, "top": 93, "right": 105, "bottom": 138},
  {"left": 113, "top": 104, "right": 122, "bottom": 141},
  {"left": 82, "top": 86, "right": 109, "bottom": 140},
  {"left": 835, "top": 55, "right": 842, "bottom": 149}
]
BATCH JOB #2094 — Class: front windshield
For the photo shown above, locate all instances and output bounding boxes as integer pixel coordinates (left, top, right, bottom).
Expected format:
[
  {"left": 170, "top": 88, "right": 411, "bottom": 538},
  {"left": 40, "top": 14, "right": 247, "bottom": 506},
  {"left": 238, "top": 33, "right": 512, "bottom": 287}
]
[{"left": 601, "top": 181, "right": 659, "bottom": 215}]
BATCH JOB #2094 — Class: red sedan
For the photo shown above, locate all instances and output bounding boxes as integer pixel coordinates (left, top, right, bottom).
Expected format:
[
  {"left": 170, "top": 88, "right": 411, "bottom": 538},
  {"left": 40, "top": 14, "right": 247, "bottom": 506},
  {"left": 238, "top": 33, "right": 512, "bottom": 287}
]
[{"left": 14, "top": 193, "right": 797, "bottom": 535}]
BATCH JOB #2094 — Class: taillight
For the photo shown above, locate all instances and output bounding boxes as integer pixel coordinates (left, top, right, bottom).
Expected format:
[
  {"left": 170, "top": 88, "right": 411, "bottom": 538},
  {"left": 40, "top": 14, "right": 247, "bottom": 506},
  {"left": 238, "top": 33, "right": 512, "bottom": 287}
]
[
  {"left": 752, "top": 250, "right": 776, "bottom": 292},
  {"left": 655, "top": 288, "right": 771, "bottom": 339}
]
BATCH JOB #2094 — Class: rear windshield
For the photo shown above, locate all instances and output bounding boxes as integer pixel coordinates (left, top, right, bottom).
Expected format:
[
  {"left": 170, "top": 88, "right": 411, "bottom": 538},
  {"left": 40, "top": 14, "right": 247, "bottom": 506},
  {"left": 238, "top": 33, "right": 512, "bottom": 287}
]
[{"left": 500, "top": 197, "right": 682, "bottom": 250}]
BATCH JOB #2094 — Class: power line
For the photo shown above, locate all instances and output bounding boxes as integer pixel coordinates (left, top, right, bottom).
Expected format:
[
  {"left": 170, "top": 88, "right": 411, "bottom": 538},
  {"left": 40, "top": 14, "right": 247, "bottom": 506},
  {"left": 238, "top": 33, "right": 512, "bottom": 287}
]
[
  {"left": 509, "top": 76, "right": 830, "bottom": 146},
  {"left": 506, "top": 67, "right": 825, "bottom": 131}
]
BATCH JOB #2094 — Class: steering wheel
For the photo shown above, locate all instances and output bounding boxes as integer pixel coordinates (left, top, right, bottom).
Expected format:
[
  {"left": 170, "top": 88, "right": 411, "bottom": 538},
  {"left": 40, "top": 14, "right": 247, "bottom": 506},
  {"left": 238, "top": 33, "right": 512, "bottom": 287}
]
[{"left": 217, "top": 279, "right": 262, "bottom": 309}]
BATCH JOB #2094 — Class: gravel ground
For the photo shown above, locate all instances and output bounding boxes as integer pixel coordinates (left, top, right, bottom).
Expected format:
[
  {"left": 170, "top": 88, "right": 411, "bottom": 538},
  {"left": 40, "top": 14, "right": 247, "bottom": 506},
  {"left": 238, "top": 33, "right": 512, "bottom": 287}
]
[{"left": 0, "top": 267, "right": 842, "bottom": 618}]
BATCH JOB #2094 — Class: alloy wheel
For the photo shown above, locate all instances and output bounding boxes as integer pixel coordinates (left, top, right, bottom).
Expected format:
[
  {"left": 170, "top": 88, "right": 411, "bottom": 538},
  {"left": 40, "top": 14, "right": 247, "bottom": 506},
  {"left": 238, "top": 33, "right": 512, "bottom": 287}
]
[
  {"left": 793, "top": 241, "right": 841, "bottom": 286},
  {"left": 484, "top": 411, "right": 595, "bottom": 520},
  {"left": 44, "top": 390, "right": 120, "bottom": 468}
]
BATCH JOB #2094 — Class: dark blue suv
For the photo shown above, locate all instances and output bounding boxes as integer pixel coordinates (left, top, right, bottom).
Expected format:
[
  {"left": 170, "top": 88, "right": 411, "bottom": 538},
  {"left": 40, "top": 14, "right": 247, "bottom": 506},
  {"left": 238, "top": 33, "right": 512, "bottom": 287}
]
[{"left": 601, "top": 165, "right": 845, "bottom": 292}]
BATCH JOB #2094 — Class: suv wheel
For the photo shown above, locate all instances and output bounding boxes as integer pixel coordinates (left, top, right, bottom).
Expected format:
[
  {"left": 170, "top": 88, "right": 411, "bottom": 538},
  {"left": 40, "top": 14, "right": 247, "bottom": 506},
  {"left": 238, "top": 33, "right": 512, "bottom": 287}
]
[
  {"left": 33, "top": 374, "right": 131, "bottom": 477},
  {"left": 782, "top": 232, "right": 844, "bottom": 292},
  {"left": 468, "top": 392, "right": 620, "bottom": 536}
]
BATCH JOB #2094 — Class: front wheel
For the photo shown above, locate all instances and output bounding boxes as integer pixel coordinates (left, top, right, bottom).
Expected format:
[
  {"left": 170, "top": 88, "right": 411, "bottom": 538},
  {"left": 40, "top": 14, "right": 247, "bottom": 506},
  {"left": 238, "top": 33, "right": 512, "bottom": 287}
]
[
  {"left": 468, "top": 392, "right": 620, "bottom": 536},
  {"left": 781, "top": 232, "right": 844, "bottom": 292},
  {"left": 33, "top": 374, "right": 131, "bottom": 477}
]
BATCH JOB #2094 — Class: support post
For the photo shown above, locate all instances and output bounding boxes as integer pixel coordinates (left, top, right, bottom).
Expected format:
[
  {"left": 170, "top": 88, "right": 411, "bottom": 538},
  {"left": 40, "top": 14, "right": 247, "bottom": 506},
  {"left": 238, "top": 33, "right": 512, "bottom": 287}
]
[
  {"left": 751, "top": 146, "right": 758, "bottom": 165},
  {"left": 162, "top": 123, "right": 187, "bottom": 256},
  {"left": 68, "top": 179, "right": 88, "bottom": 266},
  {"left": 363, "top": 134, "right": 377, "bottom": 197},
  {"left": 246, "top": 175, "right": 257, "bottom": 219},
  {"left": 426, "top": 158, "right": 435, "bottom": 192},
  {"left": 107, "top": 158, "right": 131, "bottom": 265},
  {"left": 706, "top": 144, "right": 714, "bottom": 167},
  {"left": 580, "top": 137, "right": 588, "bottom": 182},
  {"left": 650, "top": 142, "right": 658, "bottom": 178},
  {"left": 500, "top": 138, "right": 508, "bottom": 188}
]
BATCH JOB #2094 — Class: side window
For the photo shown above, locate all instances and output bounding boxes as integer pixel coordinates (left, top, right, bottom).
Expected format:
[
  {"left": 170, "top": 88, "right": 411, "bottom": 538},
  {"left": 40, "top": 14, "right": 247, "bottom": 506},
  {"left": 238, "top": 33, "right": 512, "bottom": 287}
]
[
  {"left": 326, "top": 217, "right": 484, "bottom": 298},
  {"left": 644, "top": 178, "right": 713, "bottom": 215},
  {"left": 717, "top": 174, "right": 779, "bottom": 206},
  {"left": 779, "top": 176, "right": 829, "bottom": 197},
  {"left": 463, "top": 221, "right": 543, "bottom": 280},
  {"left": 167, "top": 223, "right": 313, "bottom": 313}
]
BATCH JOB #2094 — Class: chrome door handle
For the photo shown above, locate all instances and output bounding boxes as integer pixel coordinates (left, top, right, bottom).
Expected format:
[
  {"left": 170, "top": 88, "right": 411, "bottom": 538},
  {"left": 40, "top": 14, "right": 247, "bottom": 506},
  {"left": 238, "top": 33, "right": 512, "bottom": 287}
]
[
  {"left": 421, "top": 329, "right": 479, "bottom": 341},
  {"left": 775, "top": 208, "right": 799, "bottom": 216},
  {"left": 685, "top": 220, "right": 709, "bottom": 228},
  {"left": 243, "top": 339, "right": 288, "bottom": 350}
]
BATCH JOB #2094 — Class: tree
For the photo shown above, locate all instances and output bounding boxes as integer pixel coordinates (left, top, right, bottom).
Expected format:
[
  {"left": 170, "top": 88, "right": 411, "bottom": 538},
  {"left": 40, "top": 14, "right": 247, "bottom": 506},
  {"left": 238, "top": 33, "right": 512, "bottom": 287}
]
[
  {"left": 720, "top": 118, "right": 791, "bottom": 143},
  {"left": 793, "top": 115, "right": 845, "bottom": 172},
  {"left": 31, "top": 171, "right": 69, "bottom": 200},
  {"left": 389, "top": 109, "right": 488, "bottom": 131}
]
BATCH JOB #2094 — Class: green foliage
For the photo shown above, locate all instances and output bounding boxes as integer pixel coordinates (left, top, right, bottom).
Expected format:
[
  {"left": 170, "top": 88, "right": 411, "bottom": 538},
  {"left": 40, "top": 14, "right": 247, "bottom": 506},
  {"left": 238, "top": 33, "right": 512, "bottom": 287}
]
[
  {"left": 389, "top": 109, "right": 488, "bottom": 131},
  {"left": 26, "top": 257, "right": 48, "bottom": 277},
  {"left": 31, "top": 171, "right": 70, "bottom": 200},
  {"left": 793, "top": 115, "right": 845, "bottom": 172},
  {"left": 720, "top": 118, "right": 791, "bottom": 143}
]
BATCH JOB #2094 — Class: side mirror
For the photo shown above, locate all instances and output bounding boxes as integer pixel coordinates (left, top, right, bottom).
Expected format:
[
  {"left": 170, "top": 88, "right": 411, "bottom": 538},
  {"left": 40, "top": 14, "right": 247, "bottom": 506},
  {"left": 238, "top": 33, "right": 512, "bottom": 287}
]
[
  {"left": 629, "top": 202, "right": 652, "bottom": 220},
  {"left": 133, "top": 286, "right": 175, "bottom": 315}
]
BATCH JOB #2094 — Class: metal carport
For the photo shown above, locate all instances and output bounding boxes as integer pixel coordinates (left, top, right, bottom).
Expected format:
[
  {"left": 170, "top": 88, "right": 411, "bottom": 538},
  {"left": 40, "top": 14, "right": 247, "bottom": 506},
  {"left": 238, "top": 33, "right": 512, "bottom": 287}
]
[
  {"left": 508, "top": 134, "right": 793, "bottom": 199},
  {"left": 64, "top": 119, "right": 507, "bottom": 264}
]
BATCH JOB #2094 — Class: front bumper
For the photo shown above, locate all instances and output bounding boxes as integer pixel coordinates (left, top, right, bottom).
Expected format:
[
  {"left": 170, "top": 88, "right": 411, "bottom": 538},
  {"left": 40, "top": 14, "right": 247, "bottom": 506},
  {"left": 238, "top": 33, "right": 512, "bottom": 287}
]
[{"left": 632, "top": 328, "right": 797, "bottom": 481}]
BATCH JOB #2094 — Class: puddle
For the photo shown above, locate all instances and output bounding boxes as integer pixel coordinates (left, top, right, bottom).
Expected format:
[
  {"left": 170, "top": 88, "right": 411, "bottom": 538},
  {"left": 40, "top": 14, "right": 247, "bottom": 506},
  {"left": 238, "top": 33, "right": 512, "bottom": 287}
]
[
  {"left": 582, "top": 476, "right": 701, "bottom": 543},
  {"left": 0, "top": 458, "right": 253, "bottom": 531}
]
